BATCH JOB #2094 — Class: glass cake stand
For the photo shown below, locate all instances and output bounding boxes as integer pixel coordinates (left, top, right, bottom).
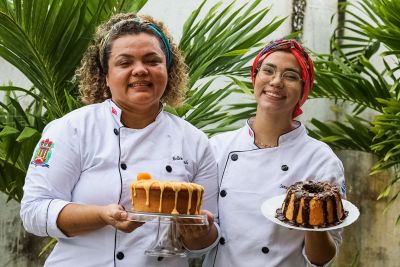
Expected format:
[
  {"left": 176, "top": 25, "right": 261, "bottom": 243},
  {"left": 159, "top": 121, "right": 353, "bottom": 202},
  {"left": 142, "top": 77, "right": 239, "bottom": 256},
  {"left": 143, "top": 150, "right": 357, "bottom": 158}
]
[{"left": 127, "top": 211, "right": 208, "bottom": 257}]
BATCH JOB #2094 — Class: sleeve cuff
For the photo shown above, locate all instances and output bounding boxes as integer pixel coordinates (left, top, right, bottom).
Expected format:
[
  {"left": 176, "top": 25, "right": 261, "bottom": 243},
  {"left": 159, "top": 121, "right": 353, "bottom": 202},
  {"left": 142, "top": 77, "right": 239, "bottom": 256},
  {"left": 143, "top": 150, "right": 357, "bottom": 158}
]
[
  {"left": 185, "top": 222, "right": 221, "bottom": 257},
  {"left": 46, "top": 199, "right": 71, "bottom": 238}
]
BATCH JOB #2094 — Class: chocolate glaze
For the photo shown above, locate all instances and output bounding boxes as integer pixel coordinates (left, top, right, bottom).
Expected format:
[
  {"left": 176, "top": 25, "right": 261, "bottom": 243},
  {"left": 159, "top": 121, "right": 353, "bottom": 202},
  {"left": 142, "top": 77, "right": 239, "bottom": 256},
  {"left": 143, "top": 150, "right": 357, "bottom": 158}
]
[
  {"left": 301, "top": 196, "right": 311, "bottom": 227},
  {"left": 275, "top": 181, "right": 348, "bottom": 228}
]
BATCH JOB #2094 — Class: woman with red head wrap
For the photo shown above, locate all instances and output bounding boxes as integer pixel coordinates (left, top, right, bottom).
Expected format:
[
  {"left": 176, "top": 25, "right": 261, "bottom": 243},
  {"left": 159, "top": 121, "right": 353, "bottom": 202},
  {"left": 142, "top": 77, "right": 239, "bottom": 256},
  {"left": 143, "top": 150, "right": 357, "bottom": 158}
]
[{"left": 204, "top": 40, "right": 346, "bottom": 267}]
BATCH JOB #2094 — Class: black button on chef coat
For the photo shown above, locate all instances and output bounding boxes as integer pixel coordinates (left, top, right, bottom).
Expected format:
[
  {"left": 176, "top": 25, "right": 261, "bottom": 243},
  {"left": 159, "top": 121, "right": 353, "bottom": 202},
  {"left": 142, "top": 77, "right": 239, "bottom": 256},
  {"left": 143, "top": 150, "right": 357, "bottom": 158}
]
[
  {"left": 231, "top": 154, "right": 238, "bottom": 161},
  {"left": 116, "top": 251, "right": 124, "bottom": 260},
  {"left": 261, "top": 247, "right": 269, "bottom": 254},
  {"left": 281, "top": 165, "right": 289, "bottom": 171},
  {"left": 220, "top": 190, "right": 227, "bottom": 197},
  {"left": 166, "top": 165, "right": 172, "bottom": 172}
]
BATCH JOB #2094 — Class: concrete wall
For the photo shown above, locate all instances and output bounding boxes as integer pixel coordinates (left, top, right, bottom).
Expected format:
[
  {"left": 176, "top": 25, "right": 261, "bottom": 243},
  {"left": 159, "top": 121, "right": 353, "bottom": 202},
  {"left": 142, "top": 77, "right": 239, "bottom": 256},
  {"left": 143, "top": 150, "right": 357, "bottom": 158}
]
[
  {"left": 0, "top": 195, "right": 47, "bottom": 266},
  {"left": 333, "top": 151, "right": 400, "bottom": 267},
  {"left": 1, "top": 0, "right": 399, "bottom": 266}
]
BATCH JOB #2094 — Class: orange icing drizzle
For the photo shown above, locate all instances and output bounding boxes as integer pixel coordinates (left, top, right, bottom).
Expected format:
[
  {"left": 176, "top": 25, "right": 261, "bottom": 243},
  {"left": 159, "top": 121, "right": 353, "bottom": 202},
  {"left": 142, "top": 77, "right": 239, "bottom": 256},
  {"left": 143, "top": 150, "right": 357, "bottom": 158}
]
[
  {"left": 171, "top": 183, "right": 181, "bottom": 214},
  {"left": 187, "top": 186, "right": 193, "bottom": 214},
  {"left": 158, "top": 183, "right": 165, "bottom": 213},
  {"left": 130, "top": 173, "right": 204, "bottom": 215},
  {"left": 196, "top": 189, "right": 204, "bottom": 215}
]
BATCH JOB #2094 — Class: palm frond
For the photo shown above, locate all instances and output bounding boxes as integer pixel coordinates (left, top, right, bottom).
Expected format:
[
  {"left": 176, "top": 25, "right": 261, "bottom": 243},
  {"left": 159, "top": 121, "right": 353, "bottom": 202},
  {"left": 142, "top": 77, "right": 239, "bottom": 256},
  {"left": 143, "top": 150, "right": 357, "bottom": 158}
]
[
  {"left": 307, "top": 114, "right": 375, "bottom": 152},
  {"left": 179, "top": 0, "right": 285, "bottom": 87}
]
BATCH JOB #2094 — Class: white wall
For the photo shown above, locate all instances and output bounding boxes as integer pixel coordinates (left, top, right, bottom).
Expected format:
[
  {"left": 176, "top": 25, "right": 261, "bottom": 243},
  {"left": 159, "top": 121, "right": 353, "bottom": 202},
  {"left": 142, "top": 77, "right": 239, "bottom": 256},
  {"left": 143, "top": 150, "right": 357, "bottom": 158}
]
[
  {"left": 0, "top": 58, "right": 32, "bottom": 102},
  {"left": 300, "top": 0, "right": 340, "bottom": 123}
]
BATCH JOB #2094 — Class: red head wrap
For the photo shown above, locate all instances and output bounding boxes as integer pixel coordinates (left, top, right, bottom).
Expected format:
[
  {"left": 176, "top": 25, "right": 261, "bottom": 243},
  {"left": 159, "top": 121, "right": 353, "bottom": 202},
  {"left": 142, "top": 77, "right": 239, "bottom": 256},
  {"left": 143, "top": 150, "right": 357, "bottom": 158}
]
[{"left": 250, "top": 39, "right": 314, "bottom": 118}]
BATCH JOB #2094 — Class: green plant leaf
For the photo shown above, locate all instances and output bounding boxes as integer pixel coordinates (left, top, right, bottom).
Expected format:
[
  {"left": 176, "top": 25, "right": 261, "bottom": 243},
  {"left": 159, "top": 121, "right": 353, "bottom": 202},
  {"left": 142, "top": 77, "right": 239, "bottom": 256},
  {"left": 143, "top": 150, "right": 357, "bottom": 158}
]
[
  {"left": 16, "top": 127, "right": 39, "bottom": 142},
  {"left": 0, "top": 126, "right": 20, "bottom": 138}
]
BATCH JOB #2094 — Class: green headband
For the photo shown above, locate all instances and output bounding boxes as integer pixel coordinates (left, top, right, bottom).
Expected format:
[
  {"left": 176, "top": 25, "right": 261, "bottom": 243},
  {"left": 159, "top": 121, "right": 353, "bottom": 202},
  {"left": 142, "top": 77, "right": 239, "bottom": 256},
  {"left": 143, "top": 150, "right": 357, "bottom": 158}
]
[{"left": 132, "top": 18, "right": 173, "bottom": 69}]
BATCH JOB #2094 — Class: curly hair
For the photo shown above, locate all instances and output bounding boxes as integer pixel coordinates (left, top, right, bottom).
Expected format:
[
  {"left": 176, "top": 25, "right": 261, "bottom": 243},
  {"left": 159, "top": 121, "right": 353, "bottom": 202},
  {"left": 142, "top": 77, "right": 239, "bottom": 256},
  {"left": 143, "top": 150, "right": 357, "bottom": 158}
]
[{"left": 76, "top": 13, "right": 187, "bottom": 107}]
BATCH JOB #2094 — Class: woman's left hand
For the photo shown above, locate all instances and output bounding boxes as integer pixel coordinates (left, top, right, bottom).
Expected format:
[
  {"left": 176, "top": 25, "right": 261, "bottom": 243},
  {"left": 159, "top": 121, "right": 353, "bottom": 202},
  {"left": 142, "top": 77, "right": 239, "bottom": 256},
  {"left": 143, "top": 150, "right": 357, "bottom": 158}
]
[
  {"left": 178, "top": 210, "right": 218, "bottom": 250},
  {"left": 178, "top": 210, "right": 213, "bottom": 239},
  {"left": 101, "top": 204, "right": 144, "bottom": 233}
]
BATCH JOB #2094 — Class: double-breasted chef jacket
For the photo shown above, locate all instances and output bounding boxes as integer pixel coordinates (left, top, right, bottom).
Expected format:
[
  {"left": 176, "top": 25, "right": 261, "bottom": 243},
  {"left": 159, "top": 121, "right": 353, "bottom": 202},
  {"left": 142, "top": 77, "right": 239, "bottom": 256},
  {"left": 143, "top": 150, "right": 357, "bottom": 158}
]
[
  {"left": 203, "top": 120, "right": 346, "bottom": 267},
  {"left": 20, "top": 99, "right": 220, "bottom": 267}
]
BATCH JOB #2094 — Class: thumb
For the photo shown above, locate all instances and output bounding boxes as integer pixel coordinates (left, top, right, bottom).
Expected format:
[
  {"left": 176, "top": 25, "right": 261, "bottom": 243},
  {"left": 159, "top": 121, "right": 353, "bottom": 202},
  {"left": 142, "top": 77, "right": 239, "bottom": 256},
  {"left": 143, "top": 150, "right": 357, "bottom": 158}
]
[
  {"left": 200, "top": 210, "right": 214, "bottom": 225},
  {"left": 113, "top": 205, "right": 127, "bottom": 220},
  {"left": 119, "top": 210, "right": 128, "bottom": 220}
]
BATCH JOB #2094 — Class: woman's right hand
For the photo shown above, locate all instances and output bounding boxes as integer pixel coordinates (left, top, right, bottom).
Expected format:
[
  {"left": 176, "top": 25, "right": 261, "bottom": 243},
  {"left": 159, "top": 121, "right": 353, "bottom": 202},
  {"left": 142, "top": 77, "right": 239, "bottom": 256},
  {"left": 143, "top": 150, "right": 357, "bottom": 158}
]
[{"left": 101, "top": 204, "right": 144, "bottom": 233}]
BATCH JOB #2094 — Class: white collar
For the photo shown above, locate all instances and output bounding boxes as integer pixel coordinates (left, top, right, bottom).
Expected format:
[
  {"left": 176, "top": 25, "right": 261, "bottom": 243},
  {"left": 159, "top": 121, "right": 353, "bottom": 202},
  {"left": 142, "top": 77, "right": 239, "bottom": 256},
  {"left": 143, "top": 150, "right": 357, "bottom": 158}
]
[
  {"left": 245, "top": 119, "right": 306, "bottom": 148},
  {"left": 106, "top": 99, "right": 164, "bottom": 129}
]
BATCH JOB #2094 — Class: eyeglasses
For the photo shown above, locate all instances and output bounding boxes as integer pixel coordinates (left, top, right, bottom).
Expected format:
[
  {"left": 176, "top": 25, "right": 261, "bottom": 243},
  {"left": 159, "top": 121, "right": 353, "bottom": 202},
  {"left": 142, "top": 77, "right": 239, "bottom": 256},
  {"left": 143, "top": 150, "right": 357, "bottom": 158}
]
[{"left": 258, "top": 65, "right": 303, "bottom": 83}]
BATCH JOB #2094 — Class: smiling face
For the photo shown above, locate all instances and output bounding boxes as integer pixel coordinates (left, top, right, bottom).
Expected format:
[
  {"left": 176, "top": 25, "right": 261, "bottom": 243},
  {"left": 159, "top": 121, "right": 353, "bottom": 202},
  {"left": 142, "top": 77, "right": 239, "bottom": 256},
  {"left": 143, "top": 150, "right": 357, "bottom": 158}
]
[
  {"left": 254, "top": 51, "right": 303, "bottom": 117},
  {"left": 106, "top": 33, "right": 168, "bottom": 113}
]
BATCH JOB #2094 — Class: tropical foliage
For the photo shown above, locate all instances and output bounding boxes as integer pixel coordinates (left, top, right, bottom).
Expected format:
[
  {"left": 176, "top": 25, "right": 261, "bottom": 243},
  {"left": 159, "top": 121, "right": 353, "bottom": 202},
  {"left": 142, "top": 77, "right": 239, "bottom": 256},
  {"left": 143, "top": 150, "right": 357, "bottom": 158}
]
[
  {"left": 0, "top": 0, "right": 285, "bottom": 202},
  {"left": 307, "top": 0, "right": 400, "bottom": 225}
]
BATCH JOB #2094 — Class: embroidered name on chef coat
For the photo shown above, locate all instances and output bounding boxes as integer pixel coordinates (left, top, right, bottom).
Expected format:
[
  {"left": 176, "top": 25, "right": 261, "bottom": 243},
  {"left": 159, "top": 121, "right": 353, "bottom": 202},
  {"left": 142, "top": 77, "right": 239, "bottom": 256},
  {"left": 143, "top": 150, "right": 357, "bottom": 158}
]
[{"left": 172, "top": 155, "right": 188, "bottom": 165}]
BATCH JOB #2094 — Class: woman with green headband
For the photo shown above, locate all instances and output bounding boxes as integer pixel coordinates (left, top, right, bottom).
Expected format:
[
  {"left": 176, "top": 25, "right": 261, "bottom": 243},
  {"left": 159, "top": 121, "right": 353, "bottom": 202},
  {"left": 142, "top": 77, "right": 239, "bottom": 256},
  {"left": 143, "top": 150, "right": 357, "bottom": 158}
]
[{"left": 20, "top": 13, "right": 219, "bottom": 266}]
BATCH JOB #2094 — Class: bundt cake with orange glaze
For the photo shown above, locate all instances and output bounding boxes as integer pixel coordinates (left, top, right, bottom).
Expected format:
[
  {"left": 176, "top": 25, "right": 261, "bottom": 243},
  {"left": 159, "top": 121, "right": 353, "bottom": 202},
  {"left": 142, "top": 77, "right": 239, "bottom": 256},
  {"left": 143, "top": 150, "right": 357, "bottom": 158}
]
[
  {"left": 130, "top": 172, "right": 204, "bottom": 215},
  {"left": 276, "top": 181, "right": 347, "bottom": 228}
]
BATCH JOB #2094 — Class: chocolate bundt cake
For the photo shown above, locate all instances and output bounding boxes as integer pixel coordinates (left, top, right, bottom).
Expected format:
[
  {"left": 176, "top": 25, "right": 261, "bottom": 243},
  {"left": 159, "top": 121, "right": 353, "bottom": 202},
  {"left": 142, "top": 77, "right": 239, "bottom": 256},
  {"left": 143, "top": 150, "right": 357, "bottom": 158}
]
[{"left": 276, "top": 181, "right": 347, "bottom": 228}]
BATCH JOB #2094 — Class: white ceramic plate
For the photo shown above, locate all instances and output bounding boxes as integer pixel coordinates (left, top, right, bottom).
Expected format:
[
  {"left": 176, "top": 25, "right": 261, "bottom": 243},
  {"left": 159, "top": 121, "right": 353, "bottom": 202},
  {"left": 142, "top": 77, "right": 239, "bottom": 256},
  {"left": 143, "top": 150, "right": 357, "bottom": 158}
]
[{"left": 260, "top": 195, "right": 360, "bottom": 231}]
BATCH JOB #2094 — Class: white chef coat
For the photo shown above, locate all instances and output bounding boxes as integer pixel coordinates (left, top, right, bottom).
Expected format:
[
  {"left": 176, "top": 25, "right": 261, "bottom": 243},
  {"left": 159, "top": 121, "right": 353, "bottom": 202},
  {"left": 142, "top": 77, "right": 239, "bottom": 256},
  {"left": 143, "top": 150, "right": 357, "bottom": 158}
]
[
  {"left": 203, "top": 120, "right": 346, "bottom": 267},
  {"left": 20, "top": 99, "right": 219, "bottom": 267}
]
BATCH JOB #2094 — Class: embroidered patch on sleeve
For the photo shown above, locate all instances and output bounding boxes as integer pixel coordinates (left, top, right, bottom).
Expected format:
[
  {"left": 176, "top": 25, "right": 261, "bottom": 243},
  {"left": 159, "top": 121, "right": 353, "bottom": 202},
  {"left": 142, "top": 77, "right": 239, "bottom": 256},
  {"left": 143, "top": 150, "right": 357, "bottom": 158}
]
[{"left": 31, "top": 138, "right": 54, "bottom": 168}]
